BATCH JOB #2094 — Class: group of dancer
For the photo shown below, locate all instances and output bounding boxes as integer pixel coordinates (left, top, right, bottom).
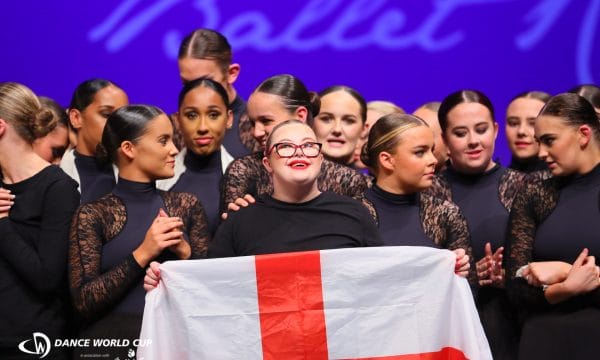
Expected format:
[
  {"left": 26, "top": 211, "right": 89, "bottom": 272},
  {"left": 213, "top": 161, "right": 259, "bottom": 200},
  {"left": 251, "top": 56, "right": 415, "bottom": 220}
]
[{"left": 1, "top": 28, "right": 600, "bottom": 359}]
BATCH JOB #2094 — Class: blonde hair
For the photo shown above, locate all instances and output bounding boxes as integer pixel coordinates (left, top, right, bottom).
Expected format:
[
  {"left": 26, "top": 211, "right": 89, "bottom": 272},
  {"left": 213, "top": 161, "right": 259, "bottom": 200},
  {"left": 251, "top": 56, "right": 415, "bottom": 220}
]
[
  {"left": 367, "top": 100, "right": 405, "bottom": 116},
  {"left": 0, "top": 82, "right": 55, "bottom": 143},
  {"left": 361, "top": 113, "right": 427, "bottom": 171}
]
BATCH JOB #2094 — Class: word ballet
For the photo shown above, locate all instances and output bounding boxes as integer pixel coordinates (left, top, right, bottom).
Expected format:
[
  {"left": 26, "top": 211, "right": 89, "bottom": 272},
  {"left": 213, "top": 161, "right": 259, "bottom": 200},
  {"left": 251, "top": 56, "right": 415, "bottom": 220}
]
[{"left": 90, "top": 0, "right": 598, "bottom": 83}]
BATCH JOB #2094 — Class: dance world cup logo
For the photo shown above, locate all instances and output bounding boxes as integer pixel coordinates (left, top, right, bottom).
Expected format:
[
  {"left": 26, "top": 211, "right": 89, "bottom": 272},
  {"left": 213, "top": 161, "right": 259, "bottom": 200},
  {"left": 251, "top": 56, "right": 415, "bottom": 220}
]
[{"left": 18, "top": 332, "right": 51, "bottom": 358}]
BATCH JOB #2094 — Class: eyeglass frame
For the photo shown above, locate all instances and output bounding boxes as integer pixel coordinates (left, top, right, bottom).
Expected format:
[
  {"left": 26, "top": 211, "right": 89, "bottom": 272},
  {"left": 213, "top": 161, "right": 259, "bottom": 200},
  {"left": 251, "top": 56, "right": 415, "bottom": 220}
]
[{"left": 266, "top": 141, "right": 323, "bottom": 158}]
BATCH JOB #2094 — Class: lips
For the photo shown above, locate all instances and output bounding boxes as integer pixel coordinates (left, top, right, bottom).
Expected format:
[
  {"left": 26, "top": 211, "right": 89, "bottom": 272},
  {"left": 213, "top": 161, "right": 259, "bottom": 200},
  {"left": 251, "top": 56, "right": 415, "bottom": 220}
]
[
  {"left": 288, "top": 159, "right": 311, "bottom": 169},
  {"left": 514, "top": 141, "right": 531, "bottom": 148},
  {"left": 327, "top": 139, "right": 346, "bottom": 148},
  {"left": 166, "top": 160, "right": 175, "bottom": 167},
  {"left": 465, "top": 150, "right": 483, "bottom": 159},
  {"left": 194, "top": 137, "right": 213, "bottom": 146}
]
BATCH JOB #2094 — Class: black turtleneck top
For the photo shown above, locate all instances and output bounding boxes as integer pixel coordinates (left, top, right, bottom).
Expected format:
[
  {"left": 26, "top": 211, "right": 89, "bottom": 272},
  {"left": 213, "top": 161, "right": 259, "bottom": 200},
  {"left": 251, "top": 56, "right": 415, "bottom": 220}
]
[
  {"left": 172, "top": 150, "right": 223, "bottom": 235},
  {"left": 222, "top": 95, "right": 251, "bottom": 158},
  {"left": 509, "top": 156, "right": 548, "bottom": 173},
  {"left": 69, "top": 178, "right": 209, "bottom": 322},
  {"left": 74, "top": 151, "right": 115, "bottom": 204},
  {"left": 442, "top": 164, "right": 510, "bottom": 261},
  {"left": 365, "top": 185, "right": 437, "bottom": 247}
]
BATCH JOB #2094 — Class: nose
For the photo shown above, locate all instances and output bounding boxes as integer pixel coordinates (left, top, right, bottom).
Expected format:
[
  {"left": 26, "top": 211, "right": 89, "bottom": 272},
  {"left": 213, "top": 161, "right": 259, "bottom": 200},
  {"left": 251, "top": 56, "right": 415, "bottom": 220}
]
[
  {"left": 332, "top": 118, "right": 342, "bottom": 136},
  {"left": 168, "top": 140, "right": 179, "bottom": 156},
  {"left": 467, "top": 132, "right": 479, "bottom": 148},
  {"left": 196, "top": 117, "right": 208, "bottom": 134},
  {"left": 428, "top": 150, "right": 438, "bottom": 168},
  {"left": 517, "top": 123, "right": 527, "bottom": 136},
  {"left": 538, "top": 145, "right": 548, "bottom": 160},
  {"left": 253, "top": 122, "right": 265, "bottom": 140}
]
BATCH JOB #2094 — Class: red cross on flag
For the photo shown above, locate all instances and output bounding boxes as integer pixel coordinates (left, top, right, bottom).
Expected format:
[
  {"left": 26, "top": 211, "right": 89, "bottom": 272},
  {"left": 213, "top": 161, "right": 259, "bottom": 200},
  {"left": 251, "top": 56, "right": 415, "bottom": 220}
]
[{"left": 138, "top": 247, "right": 491, "bottom": 359}]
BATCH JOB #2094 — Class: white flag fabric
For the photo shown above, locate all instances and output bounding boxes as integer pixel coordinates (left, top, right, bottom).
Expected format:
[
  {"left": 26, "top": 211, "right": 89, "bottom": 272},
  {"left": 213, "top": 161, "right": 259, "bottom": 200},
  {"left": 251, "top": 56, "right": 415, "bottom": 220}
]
[{"left": 138, "top": 247, "right": 491, "bottom": 360}]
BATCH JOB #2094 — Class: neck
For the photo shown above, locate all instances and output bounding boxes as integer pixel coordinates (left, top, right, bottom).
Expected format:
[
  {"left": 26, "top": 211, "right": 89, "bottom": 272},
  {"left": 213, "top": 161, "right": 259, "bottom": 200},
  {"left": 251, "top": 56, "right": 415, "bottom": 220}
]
[
  {"left": 375, "top": 172, "right": 418, "bottom": 195},
  {"left": 450, "top": 159, "right": 496, "bottom": 175},
  {"left": 117, "top": 165, "right": 152, "bottom": 183},
  {"left": 271, "top": 179, "right": 321, "bottom": 203},
  {"left": 576, "top": 146, "right": 600, "bottom": 175},
  {"left": 228, "top": 87, "right": 237, "bottom": 105},
  {"left": 326, "top": 153, "right": 354, "bottom": 167},
  {"left": 75, "top": 138, "right": 95, "bottom": 157},
  {"left": 0, "top": 141, "right": 48, "bottom": 184}
]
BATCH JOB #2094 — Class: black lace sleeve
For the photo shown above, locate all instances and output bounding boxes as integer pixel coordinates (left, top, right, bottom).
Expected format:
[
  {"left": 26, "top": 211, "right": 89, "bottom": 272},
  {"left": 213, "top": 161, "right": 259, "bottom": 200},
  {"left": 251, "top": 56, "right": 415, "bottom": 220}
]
[
  {"left": 68, "top": 196, "right": 145, "bottom": 319},
  {"left": 421, "top": 194, "right": 477, "bottom": 285},
  {"left": 318, "top": 160, "right": 377, "bottom": 221},
  {"left": 423, "top": 174, "right": 452, "bottom": 202},
  {"left": 499, "top": 169, "right": 529, "bottom": 210},
  {"left": 239, "top": 113, "right": 261, "bottom": 153},
  {"left": 220, "top": 153, "right": 266, "bottom": 214},
  {"left": 505, "top": 178, "right": 558, "bottom": 311},
  {"left": 162, "top": 191, "right": 210, "bottom": 259}
]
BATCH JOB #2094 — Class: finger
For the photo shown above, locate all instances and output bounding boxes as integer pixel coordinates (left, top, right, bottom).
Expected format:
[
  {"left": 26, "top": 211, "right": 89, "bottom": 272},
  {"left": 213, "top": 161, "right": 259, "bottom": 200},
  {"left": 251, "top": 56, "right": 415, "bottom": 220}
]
[
  {"left": 227, "top": 202, "right": 241, "bottom": 212},
  {"left": 234, "top": 198, "right": 249, "bottom": 207},
  {"left": 585, "top": 256, "right": 596, "bottom": 266},
  {"left": 493, "top": 246, "right": 504, "bottom": 257},
  {"left": 0, "top": 205, "right": 12, "bottom": 212},
  {"left": 155, "top": 221, "right": 185, "bottom": 233},
  {"left": 573, "top": 248, "right": 589, "bottom": 267},
  {"left": 243, "top": 194, "right": 256, "bottom": 204},
  {"left": 161, "top": 238, "right": 183, "bottom": 248},
  {"left": 221, "top": 212, "right": 229, "bottom": 220},
  {"left": 484, "top": 242, "right": 492, "bottom": 257},
  {"left": 479, "top": 279, "right": 492, "bottom": 286},
  {"left": 157, "top": 231, "right": 184, "bottom": 242},
  {"left": 158, "top": 208, "right": 169, "bottom": 218}
]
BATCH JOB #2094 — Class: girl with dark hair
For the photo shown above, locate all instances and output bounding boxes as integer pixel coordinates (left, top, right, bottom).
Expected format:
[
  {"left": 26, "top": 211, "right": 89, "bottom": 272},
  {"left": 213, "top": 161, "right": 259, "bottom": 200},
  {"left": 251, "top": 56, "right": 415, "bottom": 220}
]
[
  {"left": 505, "top": 91, "right": 551, "bottom": 172},
  {"left": 60, "top": 79, "right": 128, "bottom": 203},
  {"left": 69, "top": 105, "right": 209, "bottom": 358},
  {"left": 32, "top": 96, "right": 70, "bottom": 164},
  {"left": 177, "top": 28, "right": 256, "bottom": 156},
  {"left": 361, "top": 113, "right": 473, "bottom": 282},
  {"left": 313, "top": 86, "right": 366, "bottom": 167},
  {"left": 427, "top": 89, "right": 528, "bottom": 360},
  {"left": 157, "top": 77, "right": 235, "bottom": 235},
  {"left": 507, "top": 93, "right": 600, "bottom": 359},
  {"left": 220, "top": 74, "right": 374, "bottom": 219},
  {"left": 0, "top": 83, "right": 79, "bottom": 359}
]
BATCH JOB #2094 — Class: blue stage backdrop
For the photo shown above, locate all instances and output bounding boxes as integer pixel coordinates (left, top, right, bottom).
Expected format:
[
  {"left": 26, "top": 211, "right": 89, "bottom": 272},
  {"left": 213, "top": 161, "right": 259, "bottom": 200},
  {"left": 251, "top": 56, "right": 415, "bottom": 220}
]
[{"left": 1, "top": 0, "right": 598, "bottom": 163}]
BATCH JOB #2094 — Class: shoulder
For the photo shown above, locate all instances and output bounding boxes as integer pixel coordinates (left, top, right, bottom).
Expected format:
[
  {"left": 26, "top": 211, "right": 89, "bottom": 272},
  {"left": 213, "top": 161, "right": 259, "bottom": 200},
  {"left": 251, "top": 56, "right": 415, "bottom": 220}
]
[
  {"left": 161, "top": 190, "right": 202, "bottom": 210},
  {"left": 501, "top": 167, "right": 529, "bottom": 185},
  {"left": 318, "top": 191, "right": 372, "bottom": 216},
  {"left": 76, "top": 193, "right": 120, "bottom": 218},
  {"left": 224, "top": 152, "right": 262, "bottom": 173},
  {"left": 39, "top": 166, "right": 79, "bottom": 194}
]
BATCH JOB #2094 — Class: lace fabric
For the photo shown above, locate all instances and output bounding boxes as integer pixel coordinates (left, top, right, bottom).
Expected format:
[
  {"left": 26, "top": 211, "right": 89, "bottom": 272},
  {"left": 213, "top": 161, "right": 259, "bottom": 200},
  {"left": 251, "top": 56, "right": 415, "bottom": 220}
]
[
  {"left": 69, "top": 191, "right": 209, "bottom": 319},
  {"left": 220, "top": 153, "right": 376, "bottom": 220},
  {"left": 420, "top": 193, "right": 477, "bottom": 285}
]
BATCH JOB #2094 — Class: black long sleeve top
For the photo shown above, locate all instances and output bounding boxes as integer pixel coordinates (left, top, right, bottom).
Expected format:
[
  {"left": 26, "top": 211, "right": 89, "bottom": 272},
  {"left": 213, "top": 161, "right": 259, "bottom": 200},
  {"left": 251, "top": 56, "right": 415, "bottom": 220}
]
[{"left": 0, "top": 165, "right": 79, "bottom": 348}]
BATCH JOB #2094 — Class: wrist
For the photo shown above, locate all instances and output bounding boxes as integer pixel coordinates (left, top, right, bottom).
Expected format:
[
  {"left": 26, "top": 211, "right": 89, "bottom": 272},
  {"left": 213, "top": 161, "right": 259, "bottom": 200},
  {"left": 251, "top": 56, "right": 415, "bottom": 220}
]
[{"left": 133, "top": 247, "right": 152, "bottom": 268}]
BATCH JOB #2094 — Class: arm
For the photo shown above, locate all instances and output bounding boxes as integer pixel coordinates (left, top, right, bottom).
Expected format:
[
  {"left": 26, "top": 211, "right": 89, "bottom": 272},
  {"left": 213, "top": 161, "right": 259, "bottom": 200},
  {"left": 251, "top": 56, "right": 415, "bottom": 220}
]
[
  {"left": 220, "top": 157, "right": 258, "bottom": 216},
  {"left": 183, "top": 195, "right": 210, "bottom": 259},
  {"left": 442, "top": 202, "right": 477, "bottom": 286},
  {"left": 69, "top": 203, "right": 146, "bottom": 318},
  {"left": 0, "top": 179, "right": 79, "bottom": 295}
]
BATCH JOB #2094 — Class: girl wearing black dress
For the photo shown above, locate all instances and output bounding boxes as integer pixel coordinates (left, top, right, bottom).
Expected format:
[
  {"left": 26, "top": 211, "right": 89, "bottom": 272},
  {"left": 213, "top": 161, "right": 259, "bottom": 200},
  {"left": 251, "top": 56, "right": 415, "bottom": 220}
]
[
  {"left": 361, "top": 113, "right": 473, "bottom": 282},
  {"left": 221, "top": 74, "right": 373, "bottom": 219},
  {"left": 69, "top": 105, "right": 209, "bottom": 358},
  {"left": 60, "top": 79, "right": 128, "bottom": 203},
  {"left": 427, "top": 90, "right": 528, "bottom": 359},
  {"left": 506, "top": 93, "right": 600, "bottom": 359},
  {"left": 157, "top": 78, "right": 234, "bottom": 235},
  {"left": 505, "top": 91, "right": 551, "bottom": 173},
  {"left": 0, "top": 82, "right": 80, "bottom": 359}
]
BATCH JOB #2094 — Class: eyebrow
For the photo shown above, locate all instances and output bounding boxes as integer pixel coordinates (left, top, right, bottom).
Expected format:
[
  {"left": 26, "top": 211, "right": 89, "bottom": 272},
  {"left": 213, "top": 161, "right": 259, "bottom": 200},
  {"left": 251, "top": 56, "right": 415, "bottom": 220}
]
[{"left": 277, "top": 137, "right": 316, "bottom": 143}]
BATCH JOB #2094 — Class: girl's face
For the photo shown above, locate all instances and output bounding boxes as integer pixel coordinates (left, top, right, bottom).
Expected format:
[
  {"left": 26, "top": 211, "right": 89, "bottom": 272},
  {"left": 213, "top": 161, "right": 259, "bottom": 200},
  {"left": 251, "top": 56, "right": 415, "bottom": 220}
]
[
  {"left": 178, "top": 86, "right": 232, "bottom": 156},
  {"left": 247, "top": 91, "right": 305, "bottom": 151},
  {"left": 32, "top": 124, "right": 69, "bottom": 164},
  {"left": 313, "top": 91, "right": 364, "bottom": 165},
  {"left": 444, "top": 102, "right": 498, "bottom": 174},
  {"left": 71, "top": 85, "right": 128, "bottom": 156},
  {"left": 535, "top": 115, "right": 587, "bottom": 176},
  {"left": 505, "top": 97, "right": 545, "bottom": 160},
  {"left": 263, "top": 123, "right": 323, "bottom": 188},
  {"left": 381, "top": 126, "right": 437, "bottom": 193},
  {"left": 129, "top": 114, "right": 179, "bottom": 181}
]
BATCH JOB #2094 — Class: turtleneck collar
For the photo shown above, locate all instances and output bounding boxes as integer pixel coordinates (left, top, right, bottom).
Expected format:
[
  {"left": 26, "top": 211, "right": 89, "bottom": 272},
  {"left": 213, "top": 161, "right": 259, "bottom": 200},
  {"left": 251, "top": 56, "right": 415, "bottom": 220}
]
[
  {"left": 560, "top": 162, "right": 600, "bottom": 188},
  {"left": 371, "top": 183, "right": 418, "bottom": 206},
  {"left": 509, "top": 156, "right": 548, "bottom": 173},
  {"left": 184, "top": 149, "right": 222, "bottom": 171},
  {"left": 74, "top": 150, "right": 112, "bottom": 172},
  {"left": 113, "top": 177, "right": 157, "bottom": 201},
  {"left": 445, "top": 162, "right": 501, "bottom": 183}
]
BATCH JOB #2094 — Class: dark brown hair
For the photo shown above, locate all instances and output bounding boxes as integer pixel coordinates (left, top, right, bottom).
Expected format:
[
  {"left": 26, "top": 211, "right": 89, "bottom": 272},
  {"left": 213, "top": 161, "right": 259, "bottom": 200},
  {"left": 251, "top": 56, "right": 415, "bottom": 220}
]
[
  {"left": 438, "top": 90, "right": 494, "bottom": 134},
  {"left": 539, "top": 93, "right": 600, "bottom": 142},
  {"left": 178, "top": 29, "right": 232, "bottom": 75}
]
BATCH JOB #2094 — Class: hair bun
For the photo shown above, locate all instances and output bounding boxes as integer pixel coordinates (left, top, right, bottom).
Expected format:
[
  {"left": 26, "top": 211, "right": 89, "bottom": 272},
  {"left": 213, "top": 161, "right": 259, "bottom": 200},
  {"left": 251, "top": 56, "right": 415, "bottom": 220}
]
[
  {"left": 30, "top": 107, "right": 57, "bottom": 139},
  {"left": 95, "top": 143, "right": 111, "bottom": 166},
  {"left": 308, "top": 91, "right": 321, "bottom": 117},
  {"left": 359, "top": 141, "right": 372, "bottom": 168}
]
